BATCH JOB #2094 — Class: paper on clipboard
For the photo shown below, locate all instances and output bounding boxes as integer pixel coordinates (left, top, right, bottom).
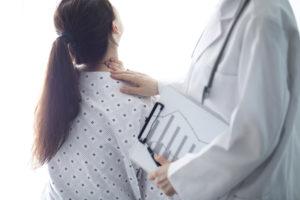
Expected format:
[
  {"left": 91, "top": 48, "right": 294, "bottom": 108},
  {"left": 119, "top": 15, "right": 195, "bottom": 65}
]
[{"left": 129, "top": 86, "right": 228, "bottom": 172}]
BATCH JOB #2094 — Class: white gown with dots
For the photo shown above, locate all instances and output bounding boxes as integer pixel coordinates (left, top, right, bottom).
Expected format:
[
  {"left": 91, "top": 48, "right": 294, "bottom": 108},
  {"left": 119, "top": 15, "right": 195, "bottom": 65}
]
[{"left": 42, "top": 72, "right": 180, "bottom": 200}]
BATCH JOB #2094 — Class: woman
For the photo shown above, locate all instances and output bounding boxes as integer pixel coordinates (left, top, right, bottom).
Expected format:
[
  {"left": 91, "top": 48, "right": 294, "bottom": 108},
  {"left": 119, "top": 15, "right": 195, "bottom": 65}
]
[
  {"left": 33, "top": 0, "right": 177, "bottom": 199},
  {"left": 108, "top": 0, "right": 300, "bottom": 199}
]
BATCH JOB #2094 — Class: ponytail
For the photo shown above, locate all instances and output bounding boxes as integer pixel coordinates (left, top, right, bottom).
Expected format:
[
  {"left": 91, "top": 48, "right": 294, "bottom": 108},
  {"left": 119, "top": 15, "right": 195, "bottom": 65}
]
[
  {"left": 33, "top": 0, "right": 115, "bottom": 167},
  {"left": 33, "top": 37, "right": 80, "bottom": 166}
]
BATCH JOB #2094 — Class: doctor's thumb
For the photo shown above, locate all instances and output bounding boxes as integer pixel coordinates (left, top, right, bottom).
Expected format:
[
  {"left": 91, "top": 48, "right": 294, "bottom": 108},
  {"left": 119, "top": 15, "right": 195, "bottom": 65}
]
[{"left": 154, "top": 154, "right": 169, "bottom": 165}]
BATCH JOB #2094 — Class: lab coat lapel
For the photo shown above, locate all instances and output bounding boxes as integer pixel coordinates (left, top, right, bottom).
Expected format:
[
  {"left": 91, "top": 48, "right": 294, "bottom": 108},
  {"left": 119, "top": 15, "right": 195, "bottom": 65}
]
[
  {"left": 191, "top": 13, "right": 222, "bottom": 64},
  {"left": 189, "top": 0, "right": 244, "bottom": 102},
  {"left": 192, "top": 0, "right": 243, "bottom": 65}
]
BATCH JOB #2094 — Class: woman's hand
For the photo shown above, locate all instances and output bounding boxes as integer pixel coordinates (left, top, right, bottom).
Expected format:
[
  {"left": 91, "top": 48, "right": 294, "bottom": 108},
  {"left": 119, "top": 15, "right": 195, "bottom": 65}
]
[
  {"left": 106, "top": 59, "right": 159, "bottom": 97},
  {"left": 148, "top": 155, "right": 177, "bottom": 197}
]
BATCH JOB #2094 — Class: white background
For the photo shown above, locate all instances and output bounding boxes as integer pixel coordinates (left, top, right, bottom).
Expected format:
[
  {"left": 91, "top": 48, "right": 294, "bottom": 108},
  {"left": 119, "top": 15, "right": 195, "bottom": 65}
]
[{"left": 0, "top": 0, "right": 299, "bottom": 199}]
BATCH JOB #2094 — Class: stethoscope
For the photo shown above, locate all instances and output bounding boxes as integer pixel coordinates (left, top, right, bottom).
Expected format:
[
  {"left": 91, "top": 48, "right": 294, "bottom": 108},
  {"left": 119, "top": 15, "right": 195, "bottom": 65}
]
[{"left": 201, "top": 0, "right": 251, "bottom": 104}]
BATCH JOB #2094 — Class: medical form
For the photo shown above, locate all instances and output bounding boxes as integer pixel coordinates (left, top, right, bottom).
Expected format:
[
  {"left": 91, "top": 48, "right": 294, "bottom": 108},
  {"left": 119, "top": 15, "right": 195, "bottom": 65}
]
[{"left": 129, "top": 86, "right": 229, "bottom": 172}]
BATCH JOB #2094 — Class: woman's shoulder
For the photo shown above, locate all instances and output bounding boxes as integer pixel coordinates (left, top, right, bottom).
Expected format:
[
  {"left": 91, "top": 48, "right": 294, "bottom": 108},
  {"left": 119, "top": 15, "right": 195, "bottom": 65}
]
[{"left": 79, "top": 71, "right": 154, "bottom": 107}]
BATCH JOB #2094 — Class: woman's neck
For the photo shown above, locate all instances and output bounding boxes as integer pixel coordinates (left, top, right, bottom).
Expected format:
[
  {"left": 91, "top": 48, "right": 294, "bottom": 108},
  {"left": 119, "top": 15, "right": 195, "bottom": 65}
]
[
  {"left": 83, "top": 41, "right": 119, "bottom": 72},
  {"left": 102, "top": 43, "right": 119, "bottom": 65}
]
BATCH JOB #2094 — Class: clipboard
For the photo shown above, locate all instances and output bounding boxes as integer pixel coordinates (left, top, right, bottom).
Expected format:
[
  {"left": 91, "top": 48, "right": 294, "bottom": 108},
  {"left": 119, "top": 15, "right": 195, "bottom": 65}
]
[
  {"left": 128, "top": 0, "right": 251, "bottom": 172},
  {"left": 128, "top": 87, "right": 228, "bottom": 173}
]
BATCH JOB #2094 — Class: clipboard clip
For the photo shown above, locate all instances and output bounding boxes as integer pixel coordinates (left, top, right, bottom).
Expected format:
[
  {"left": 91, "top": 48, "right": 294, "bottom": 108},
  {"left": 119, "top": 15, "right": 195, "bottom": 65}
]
[
  {"left": 138, "top": 102, "right": 164, "bottom": 166},
  {"left": 138, "top": 102, "right": 164, "bottom": 143}
]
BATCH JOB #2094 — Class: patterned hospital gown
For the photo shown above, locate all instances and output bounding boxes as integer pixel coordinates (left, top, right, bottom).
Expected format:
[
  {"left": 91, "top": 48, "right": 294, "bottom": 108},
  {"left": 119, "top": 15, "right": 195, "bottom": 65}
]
[{"left": 42, "top": 71, "right": 180, "bottom": 200}]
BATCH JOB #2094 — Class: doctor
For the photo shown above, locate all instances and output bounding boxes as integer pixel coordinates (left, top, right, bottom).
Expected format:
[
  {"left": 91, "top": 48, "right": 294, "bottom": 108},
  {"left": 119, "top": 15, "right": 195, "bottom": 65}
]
[{"left": 108, "top": 0, "right": 300, "bottom": 199}]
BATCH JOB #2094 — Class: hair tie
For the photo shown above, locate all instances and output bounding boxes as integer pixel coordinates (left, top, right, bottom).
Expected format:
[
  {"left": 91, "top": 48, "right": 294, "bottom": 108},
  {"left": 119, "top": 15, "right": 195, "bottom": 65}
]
[{"left": 59, "top": 32, "right": 74, "bottom": 43}]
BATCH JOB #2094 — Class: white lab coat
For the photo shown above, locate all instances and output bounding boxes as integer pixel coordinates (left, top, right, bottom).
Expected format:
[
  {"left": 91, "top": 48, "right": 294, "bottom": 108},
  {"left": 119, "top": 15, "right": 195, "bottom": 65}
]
[{"left": 158, "top": 0, "right": 300, "bottom": 199}]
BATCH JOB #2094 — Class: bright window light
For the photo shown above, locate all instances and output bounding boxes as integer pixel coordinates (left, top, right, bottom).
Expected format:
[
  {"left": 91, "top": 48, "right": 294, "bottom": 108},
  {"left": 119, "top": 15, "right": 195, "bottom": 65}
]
[{"left": 0, "top": 0, "right": 299, "bottom": 199}]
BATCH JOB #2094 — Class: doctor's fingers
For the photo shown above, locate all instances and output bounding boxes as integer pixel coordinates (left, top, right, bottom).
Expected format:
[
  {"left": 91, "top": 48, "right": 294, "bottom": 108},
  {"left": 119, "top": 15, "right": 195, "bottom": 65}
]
[
  {"left": 110, "top": 69, "right": 141, "bottom": 78},
  {"left": 164, "top": 186, "right": 176, "bottom": 197},
  {"left": 110, "top": 66, "right": 146, "bottom": 76},
  {"left": 155, "top": 174, "right": 169, "bottom": 185},
  {"left": 110, "top": 68, "right": 140, "bottom": 75},
  {"left": 156, "top": 179, "right": 175, "bottom": 197},
  {"left": 148, "top": 167, "right": 164, "bottom": 180},
  {"left": 108, "top": 65, "right": 124, "bottom": 72},
  {"left": 156, "top": 179, "right": 169, "bottom": 189},
  {"left": 125, "top": 69, "right": 147, "bottom": 76},
  {"left": 154, "top": 155, "right": 170, "bottom": 165},
  {"left": 105, "top": 58, "right": 124, "bottom": 70},
  {"left": 149, "top": 166, "right": 167, "bottom": 181},
  {"left": 148, "top": 171, "right": 159, "bottom": 181},
  {"left": 160, "top": 183, "right": 176, "bottom": 197},
  {"left": 110, "top": 73, "right": 142, "bottom": 85},
  {"left": 120, "top": 85, "right": 143, "bottom": 96},
  {"left": 109, "top": 57, "right": 122, "bottom": 64}
]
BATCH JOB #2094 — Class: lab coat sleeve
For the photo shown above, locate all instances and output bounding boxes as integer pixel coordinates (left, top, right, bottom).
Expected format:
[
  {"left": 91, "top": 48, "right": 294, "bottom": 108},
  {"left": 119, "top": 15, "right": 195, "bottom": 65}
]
[
  {"left": 158, "top": 80, "right": 188, "bottom": 96},
  {"left": 158, "top": 81, "right": 185, "bottom": 97},
  {"left": 167, "top": 16, "right": 290, "bottom": 200},
  {"left": 158, "top": 65, "right": 191, "bottom": 95}
]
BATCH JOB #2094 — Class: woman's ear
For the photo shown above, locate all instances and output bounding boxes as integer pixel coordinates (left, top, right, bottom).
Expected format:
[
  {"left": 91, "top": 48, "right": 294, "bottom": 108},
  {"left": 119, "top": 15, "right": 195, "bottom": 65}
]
[{"left": 112, "top": 21, "right": 120, "bottom": 34}]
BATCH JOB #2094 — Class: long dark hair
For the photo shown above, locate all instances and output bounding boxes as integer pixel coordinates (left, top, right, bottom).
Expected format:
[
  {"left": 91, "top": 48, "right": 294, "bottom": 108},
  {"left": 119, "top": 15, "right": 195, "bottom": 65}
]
[{"left": 33, "top": 0, "right": 115, "bottom": 166}]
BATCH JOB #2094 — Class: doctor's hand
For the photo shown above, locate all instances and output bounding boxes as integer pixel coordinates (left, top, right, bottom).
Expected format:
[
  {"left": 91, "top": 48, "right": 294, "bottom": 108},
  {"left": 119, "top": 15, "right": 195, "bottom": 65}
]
[
  {"left": 106, "top": 59, "right": 159, "bottom": 97},
  {"left": 148, "top": 155, "right": 176, "bottom": 197},
  {"left": 105, "top": 58, "right": 126, "bottom": 71}
]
